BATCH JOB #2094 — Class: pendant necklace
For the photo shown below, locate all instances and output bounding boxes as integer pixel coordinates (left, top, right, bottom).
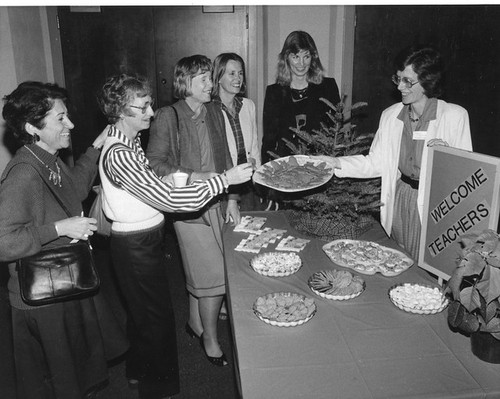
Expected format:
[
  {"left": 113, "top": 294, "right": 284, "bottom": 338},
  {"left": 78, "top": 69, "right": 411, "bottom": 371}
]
[
  {"left": 24, "top": 145, "right": 62, "bottom": 187},
  {"left": 409, "top": 104, "right": 420, "bottom": 123}
]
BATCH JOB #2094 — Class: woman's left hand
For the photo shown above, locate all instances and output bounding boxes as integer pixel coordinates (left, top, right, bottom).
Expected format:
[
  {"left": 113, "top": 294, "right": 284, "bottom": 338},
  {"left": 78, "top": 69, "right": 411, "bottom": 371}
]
[
  {"left": 92, "top": 124, "right": 111, "bottom": 150},
  {"left": 225, "top": 199, "right": 241, "bottom": 226},
  {"left": 427, "top": 138, "right": 449, "bottom": 147}
]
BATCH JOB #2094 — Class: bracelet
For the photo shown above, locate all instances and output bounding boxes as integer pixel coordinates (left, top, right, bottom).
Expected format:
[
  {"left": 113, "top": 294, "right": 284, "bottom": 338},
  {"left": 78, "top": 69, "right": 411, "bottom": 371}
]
[
  {"left": 221, "top": 171, "right": 229, "bottom": 190},
  {"left": 54, "top": 223, "right": 60, "bottom": 236}
]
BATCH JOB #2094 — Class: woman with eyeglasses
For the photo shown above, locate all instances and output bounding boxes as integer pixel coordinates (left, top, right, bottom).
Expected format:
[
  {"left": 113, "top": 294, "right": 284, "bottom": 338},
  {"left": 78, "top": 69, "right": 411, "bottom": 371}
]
[
  {"left": 261, "top": 30, "right": 341, "bottom": 164},
  {"left": 97, "top": 73, "right": 252, "bottom": 398},
  {"left": 319, "top": 45, "right": 472, "bottom": 260}
]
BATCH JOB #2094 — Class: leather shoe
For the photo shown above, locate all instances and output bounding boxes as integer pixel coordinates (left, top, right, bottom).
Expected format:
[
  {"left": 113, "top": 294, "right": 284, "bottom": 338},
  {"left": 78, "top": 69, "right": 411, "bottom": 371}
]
[
  {"left": 200, "top": 334, "right": 228, "bottom": 367},
  {"left": 185, "top": 323, "right": 201, "bottom": 339}
]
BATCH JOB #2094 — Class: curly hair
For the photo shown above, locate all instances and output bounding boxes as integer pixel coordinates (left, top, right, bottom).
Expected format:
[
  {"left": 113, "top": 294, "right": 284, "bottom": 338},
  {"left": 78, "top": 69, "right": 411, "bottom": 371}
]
[
  {"left": 394, "top": 45, "right": 444, "bottom": 98},
  {"left": 173, "top": 55, "right": 212, "bottom": 100},
  {"left": 276, "top": 31, "right": 324, "bottom": 86},
  {"left": 98, "top": 74, "right": 152, "bottom": 124},
  {"left": 2, "top": 81, "right": 68, "bottom": 145},
  {"left": 211, "top": 52, "right": 247, "bottom": 97}
]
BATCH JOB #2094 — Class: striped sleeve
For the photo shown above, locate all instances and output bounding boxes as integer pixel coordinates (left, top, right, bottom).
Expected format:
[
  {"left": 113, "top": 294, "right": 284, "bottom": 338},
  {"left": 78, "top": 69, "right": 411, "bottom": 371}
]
[{"left": 104, "top": 145, "right": 226, "bottom": 212}]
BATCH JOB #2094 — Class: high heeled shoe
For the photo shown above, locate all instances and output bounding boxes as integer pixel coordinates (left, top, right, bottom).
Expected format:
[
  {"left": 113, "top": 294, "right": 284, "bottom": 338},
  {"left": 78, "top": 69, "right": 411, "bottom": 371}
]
[
  {"left": 185, "top": 323, "right": 202, "bottom": 339},
  {"left": 199, "top": 334, "right": 228, "bottom": 367}
]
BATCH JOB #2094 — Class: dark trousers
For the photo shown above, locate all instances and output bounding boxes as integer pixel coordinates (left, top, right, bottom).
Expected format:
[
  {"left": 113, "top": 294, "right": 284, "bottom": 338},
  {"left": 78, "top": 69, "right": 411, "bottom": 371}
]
[{"left": 110, "top": 223, "right": 180, "bottom": 398}]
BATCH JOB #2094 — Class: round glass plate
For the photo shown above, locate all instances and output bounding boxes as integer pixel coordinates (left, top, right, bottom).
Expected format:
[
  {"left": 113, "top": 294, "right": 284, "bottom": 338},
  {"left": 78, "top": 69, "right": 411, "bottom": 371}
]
[
  {"left": 388, "top": 283, "right": 449, "bottom": 314},
  {"left": 250, "top": 252, "right": 302, "bottom": 277},
  {"left": 253, "top": 292, "right": 316, "bottom": 327},
  {"left": 253, "top": 155, "right": 334, "bottom": 193},
  {"left": 308, "top": 269, "right": 365, "bottom": 300}
]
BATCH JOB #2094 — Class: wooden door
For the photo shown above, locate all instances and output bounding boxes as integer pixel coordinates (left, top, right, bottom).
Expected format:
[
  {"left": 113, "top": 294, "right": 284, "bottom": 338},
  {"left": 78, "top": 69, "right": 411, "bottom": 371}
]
[
  {"left": 352, "top": 5, "right": 500, "bottom": 158},
  {"left": 153, "top": 6, "right": 248, "bottom": 107},
  {"left": 57, "top": 6, "right": 156, "bottom": 159},
  {"left": 58, "top": 6, "right": 248, "bottom": 157}
]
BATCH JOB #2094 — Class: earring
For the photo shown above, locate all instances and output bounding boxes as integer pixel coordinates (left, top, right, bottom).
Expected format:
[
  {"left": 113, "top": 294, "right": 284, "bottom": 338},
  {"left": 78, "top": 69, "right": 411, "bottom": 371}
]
[{"left": 33, "top": 133, "right": 40, "bottom": 142}]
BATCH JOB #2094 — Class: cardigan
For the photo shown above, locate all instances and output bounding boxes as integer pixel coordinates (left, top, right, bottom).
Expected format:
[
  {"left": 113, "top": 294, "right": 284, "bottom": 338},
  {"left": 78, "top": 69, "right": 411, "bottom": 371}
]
[
  {"left": 335, "top": 99, "right": 473, "bottom": 236},
  {"left": 0, "top": 144, "right": 100, "bottom": 309},
  {"left": 261, "top": 77, "right": 341, "bottom": 163}
]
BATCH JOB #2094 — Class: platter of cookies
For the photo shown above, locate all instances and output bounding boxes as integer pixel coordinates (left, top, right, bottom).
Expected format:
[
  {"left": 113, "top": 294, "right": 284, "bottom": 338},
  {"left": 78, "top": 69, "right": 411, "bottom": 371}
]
[
  {"left": 323, "top": 239, "right": 413, "bottom": 277},
  {"left": 253, "top": 292, "right": 316, "bottom": 327},
  {"left": 308, "top": 269, "right": 365, "bottom": 300},
  {"left": 250, "top": 252, "right": 302, "bottom": 277},
  {"left": 253, "top": 155, "right": 334, "bottom": 192},
  {"left": 388, "top": 283, "right": 449, "bottom": 314}
]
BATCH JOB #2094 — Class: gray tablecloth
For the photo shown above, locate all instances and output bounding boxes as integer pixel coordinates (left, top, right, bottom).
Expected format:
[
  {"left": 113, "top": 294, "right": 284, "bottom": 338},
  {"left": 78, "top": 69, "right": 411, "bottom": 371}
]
[{"left": 223, "top": 211, "right": 500, "bottom": 399}]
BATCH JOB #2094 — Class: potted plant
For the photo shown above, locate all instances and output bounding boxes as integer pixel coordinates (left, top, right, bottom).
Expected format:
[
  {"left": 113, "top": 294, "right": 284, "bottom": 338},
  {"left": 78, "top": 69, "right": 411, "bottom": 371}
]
[
  {"left": 447, "top": 229, "right": 500, "bottom": 363},
  {"left": 266, "top": 97, "right": 381, "bottom": 241}
]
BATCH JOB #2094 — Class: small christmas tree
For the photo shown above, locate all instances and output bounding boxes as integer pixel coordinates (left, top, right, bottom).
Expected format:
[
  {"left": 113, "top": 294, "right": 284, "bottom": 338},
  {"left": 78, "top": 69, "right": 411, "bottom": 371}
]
[{"left": 268, "top": 97, "right": 382, "bottom": 240}]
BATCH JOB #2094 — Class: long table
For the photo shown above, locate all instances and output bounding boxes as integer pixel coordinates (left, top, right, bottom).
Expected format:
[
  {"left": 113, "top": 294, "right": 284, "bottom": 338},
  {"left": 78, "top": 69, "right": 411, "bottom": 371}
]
[{"left": 223, "top": 211, "right": 500, "bottom": 399}]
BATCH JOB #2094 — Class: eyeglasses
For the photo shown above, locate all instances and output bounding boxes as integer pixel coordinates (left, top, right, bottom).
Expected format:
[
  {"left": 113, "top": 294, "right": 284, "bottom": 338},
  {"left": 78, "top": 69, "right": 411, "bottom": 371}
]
[
  {"left": 391, "top": 75, "right": 420, "bottom": 88},
  {"left": 129, "top": 99, "right": 155, "bottom": 114}
]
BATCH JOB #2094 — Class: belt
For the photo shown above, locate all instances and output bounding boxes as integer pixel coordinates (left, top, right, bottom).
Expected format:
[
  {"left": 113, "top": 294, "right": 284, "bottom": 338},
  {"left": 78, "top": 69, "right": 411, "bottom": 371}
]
[{"left": 400, "top": 174, "right": 419, "bottom": 189}]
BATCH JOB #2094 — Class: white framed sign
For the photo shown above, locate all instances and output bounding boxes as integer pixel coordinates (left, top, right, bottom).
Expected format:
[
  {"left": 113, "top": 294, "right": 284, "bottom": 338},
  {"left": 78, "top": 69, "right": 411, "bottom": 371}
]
[{"left": 419, "top": 146, "right": 500, "bottom": 282}]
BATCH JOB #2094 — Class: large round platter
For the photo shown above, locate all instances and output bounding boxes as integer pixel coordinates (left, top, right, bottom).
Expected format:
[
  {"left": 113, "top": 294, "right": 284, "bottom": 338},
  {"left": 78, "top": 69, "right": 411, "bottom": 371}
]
[
  {"left": 388, "top": 283, "right": 449, "bottom": 314},
  {"left": 253, "top": 292, "right": 316, "bottom": 327},
  {"left": 322, "top": 239, "right": 413, "bottom": 277},
  {"left": 250, "top": 252, "right": 302, "bottom": 277},
  {"left": 308, "top": 269, "right": 365, "bottom": 300},
  {"left": 252, "top": 155, "right": 334, "bottom": 193}
]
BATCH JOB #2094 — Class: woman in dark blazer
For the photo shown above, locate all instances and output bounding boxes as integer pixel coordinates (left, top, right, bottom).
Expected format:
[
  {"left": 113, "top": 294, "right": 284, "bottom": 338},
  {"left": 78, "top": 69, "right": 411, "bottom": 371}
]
[{"left": 261, "top": 30, "right": 341, "bottom": 164}]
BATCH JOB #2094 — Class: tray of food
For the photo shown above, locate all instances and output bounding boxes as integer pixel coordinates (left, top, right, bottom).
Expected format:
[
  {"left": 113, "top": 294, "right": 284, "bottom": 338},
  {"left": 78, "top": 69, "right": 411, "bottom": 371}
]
[
  {"left": 322, "top": 239, "right": 413, "bottom": 277},
  {"left": 253, "top": 292, "right": 316, "bottom": 327},
  {"left": 308, "top": 269, "right": 365, "bottom": 300},
  {"left": 253, "top": 155, "right": 334, "bottom": 192},
  {"left": 388, "top": 283, "right": 449, "bottom": 314},
  {"left": 250, "top": 252, "right": 302, "bottom": 277}
]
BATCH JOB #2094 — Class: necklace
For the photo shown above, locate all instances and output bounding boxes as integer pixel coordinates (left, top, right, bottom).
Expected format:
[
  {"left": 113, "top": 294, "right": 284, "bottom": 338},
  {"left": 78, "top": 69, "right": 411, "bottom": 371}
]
[
  {"left": 409, "top": 105, "right": 420, "bottom": 123},
  {"left": 24, "top": 145, "right": 62, "bottom": 187},
  {"left": 291, "top": 86, "right": 308, "bottom": 102}
]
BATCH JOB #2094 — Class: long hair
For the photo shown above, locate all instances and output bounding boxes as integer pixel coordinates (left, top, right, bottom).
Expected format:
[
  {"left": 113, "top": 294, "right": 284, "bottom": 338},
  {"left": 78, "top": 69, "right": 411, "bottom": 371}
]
[
  {"left": 394, "top": 45, "right": 444, "bottom": 98},
  {"left": 211, "top": 52, "right": 247, "bottom": 97},
  {"left": 173, "top": 55, "right": 212, "bottom": 100},
  {"left": 276, "top": 31, "right": 324, "bottom": 86},
  {"left": 97, "top": 74, "right": 152, "bottom": 124},
  {"left": 2, "top": 81, "right": 68, "bottom": 145}
]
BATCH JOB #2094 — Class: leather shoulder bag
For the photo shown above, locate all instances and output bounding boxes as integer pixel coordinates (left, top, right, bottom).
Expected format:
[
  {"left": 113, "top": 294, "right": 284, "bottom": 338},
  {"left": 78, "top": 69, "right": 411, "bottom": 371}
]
[{"left": 16, "top": 169, "right": 100, "bottom": 306}]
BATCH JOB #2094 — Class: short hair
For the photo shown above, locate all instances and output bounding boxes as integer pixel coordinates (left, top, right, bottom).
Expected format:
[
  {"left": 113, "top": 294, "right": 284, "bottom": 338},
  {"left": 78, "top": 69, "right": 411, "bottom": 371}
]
[
  {"left": 211, "top": 53, "right": 247, "bottom": 97},
  {"left": 394, "top": 45, "right": 443, "bottom": 98},
  {"left": 97, "top": 74, "right": 152, "bottom": 124},
  {"left": 173, "top": 55, "right": 212, "bottom": 100},
  {"left": 276, "top": 31, "right": 324, "bottom": 86},
  {"left": 2, "top": 81, "right": 68, "bottom": 145}
]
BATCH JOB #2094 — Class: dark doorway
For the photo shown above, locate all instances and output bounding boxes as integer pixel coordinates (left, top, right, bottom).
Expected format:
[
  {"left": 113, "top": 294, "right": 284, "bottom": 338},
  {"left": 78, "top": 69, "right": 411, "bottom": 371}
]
[{"left": 352, "top": 5, "right": 500, "bottom": 158}]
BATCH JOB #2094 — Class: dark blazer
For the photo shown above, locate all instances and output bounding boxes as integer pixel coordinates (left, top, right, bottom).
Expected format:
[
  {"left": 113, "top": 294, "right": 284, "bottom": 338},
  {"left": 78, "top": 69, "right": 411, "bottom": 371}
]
[{"left": 261, "top": 77, "right": 341, "bottom": 163}]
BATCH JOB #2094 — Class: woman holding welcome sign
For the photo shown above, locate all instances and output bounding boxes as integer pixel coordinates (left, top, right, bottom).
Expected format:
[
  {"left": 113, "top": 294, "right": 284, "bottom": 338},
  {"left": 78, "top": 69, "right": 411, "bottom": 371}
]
[{"left": 318, "top": 45, "right": 472, "bottom": 259}]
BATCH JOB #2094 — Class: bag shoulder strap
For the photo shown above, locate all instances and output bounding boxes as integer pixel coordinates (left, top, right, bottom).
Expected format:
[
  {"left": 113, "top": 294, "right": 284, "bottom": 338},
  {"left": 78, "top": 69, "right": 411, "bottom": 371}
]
[
  {"left": 170, "top": 105, "right": 180, "bottom": 161},
  {"left": 33, "top": 167, "right": 72, "bottom": 217}
]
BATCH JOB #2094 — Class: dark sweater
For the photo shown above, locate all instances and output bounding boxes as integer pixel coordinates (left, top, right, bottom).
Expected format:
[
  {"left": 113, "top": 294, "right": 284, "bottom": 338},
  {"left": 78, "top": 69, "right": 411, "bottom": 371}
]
[
  {"left": 261, "top": 77, "right": 341, "bottom": 163},
  {"left": 0, "top": 144, "right": 100, "bottom": 309}
]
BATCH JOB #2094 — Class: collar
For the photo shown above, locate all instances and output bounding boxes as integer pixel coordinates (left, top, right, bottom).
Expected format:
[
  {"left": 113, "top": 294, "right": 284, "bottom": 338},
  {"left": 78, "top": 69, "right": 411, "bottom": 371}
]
[
  {"left": 108, "top": 125, "right": 142, "bottom": 150},
  {"left": 23, "top": 143, "right": 59, "bottom": 165},
  {"left": 397, "top": 97, "right": 438, "bottom": 122},
  {"left": 213, "top": 95, "right": 243, "bottom": 115}
]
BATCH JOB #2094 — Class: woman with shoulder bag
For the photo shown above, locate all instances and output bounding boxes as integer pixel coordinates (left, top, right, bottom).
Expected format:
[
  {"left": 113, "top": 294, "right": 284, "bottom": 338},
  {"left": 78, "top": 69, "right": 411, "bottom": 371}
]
[{"left": 0, "top": 81, "right": 119, "bottom": 399}]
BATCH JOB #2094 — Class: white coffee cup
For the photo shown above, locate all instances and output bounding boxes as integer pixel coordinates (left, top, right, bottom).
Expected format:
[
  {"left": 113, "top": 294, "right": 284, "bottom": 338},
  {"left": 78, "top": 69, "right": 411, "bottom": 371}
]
[{"left": 172, "top": 172, "right": 189, "bottom": 187}]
